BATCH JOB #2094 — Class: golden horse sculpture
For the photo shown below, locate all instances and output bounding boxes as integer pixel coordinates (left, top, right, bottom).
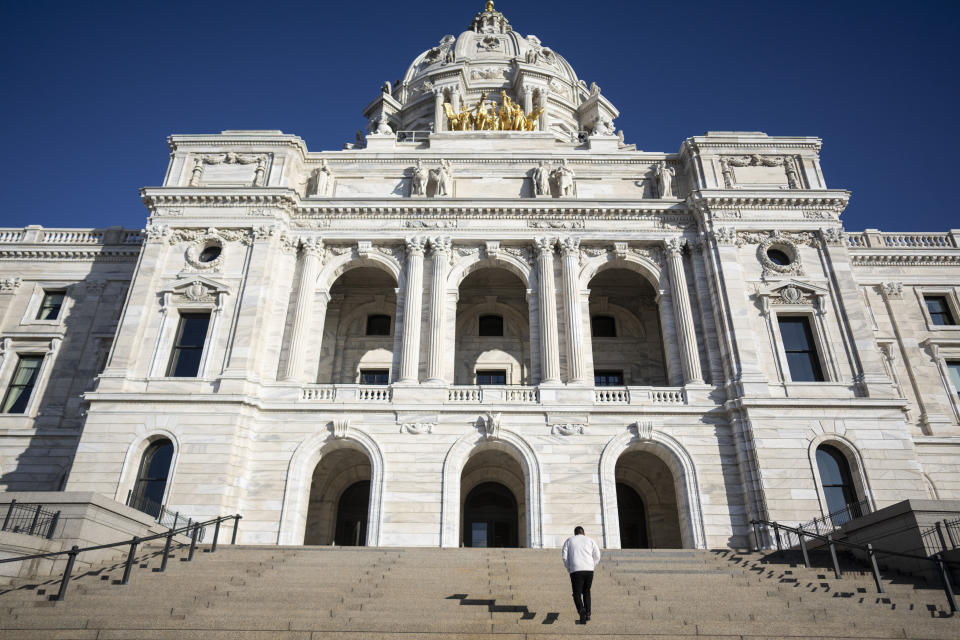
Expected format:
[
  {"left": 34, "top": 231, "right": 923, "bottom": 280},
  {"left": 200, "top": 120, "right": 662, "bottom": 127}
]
[{"left": 443, "top": 91, "right": 545, "bottom": 131}]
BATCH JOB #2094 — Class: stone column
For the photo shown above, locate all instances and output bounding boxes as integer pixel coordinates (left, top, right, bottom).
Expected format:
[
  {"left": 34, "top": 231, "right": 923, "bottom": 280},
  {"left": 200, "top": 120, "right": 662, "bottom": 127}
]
[
  {"left": 426, "top": 236, "right": 451, "bottom": 383},
  {"left": 224, "top": 226, "right": 274, "bottom": 377},
  {"left": 666, "top": 237, "right": 703, "bottom": 384},
  {"left": 398, "top": 236, "right": 426, "bottom": 383},
  {"left": 522, "top": 87, "right": 533, "bottom": 114},
  {"left": 433, "top": 90, "right": 445, "bottom": 132},
  {"left": 559, "top": 236, "right": 587, "bottom": 383},
  {"left": 281, "top": 237, "right": 324, "bottom": 382},
  {"left": 538, "top": 89, "right": 551, "bottom": 132},
  {"left": 535, "top": 237, "right": 561, "bottom": 383}
]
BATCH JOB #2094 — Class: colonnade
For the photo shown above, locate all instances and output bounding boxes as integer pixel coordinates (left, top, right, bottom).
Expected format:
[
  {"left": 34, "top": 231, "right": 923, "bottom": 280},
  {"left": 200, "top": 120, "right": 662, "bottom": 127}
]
[{"left": 281, "top": 235, "right": 703, "bottom": 387}]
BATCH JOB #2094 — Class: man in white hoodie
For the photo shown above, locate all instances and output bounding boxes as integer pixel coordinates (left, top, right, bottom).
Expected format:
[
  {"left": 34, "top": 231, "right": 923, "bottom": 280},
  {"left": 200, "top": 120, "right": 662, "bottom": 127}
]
[{"left": 561, "top": 526, "right": 601, "bottom": 624}]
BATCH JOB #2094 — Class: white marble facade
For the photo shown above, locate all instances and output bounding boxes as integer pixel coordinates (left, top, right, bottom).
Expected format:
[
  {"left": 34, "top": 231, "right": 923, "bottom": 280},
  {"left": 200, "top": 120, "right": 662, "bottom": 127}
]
[{"left": 2, "top": 3, "right": 959, "bottom": 549}]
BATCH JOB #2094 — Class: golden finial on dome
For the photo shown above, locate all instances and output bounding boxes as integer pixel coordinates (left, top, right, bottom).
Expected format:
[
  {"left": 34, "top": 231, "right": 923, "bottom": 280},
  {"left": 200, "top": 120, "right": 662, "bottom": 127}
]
[{"left": 485, "top": 1, "right": 494, "bottom": 12}]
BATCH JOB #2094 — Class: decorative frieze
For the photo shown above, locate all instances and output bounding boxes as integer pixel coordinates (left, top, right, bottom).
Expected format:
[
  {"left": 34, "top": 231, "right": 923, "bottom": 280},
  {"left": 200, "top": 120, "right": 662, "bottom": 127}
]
[
  {"left": 881, "top": 281, "right": 904, "bottom": 300},
  {"left": 400, "top": 422, "right": 434, "bottom": 434},
  {"left": 0, "top": 277, "right": 23, "bottom": 292},
  {"left": 551, "top": 423, "right": 585, "bottom": 436}
]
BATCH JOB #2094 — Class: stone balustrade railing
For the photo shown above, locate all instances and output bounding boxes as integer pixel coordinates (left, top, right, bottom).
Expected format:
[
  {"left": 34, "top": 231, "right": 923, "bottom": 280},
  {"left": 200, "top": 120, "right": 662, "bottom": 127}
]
[
  {"left": 301, "top": 385, "right": 392, "bottom": 402},
  {"left": 847, "top": 230, "right": 959, "bottom": 249},
  {"left": 0, "top": 226, "right": 143, "bottom": 246},
  {"left": 446, "top": 385, "right": 539, "bottom": 404},
  {"left": 594, "top": 386, "right": 686, "bottom": 405}
]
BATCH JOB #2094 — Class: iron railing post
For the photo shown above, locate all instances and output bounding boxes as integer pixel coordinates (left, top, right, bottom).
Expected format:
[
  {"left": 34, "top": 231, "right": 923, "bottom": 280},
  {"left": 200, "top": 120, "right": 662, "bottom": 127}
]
[
  {"left": 121, "top": 536, "right": 139, "bottom": 585},
  {"left": 1, "top": 499, "right": 14, "bottom": 531},
  {"left": 28, "top": 504, "right": 41, "bottom": 536},
  {"left": 47, "top": 510, "right": 60, "bottom": 539},
  {"left": 172, "top": 511, "right": 179, "bottom": 530},
  {"left": 827, "top": 534, "right": 842, "bottom": 579},
  {"left": 867, "top": 544, "right": 884, "bottom": 593},
  {"left": 187, "top": 523, "right": 199, "bottom": 561},
  {"left": 752, "top": 521, "right": 761, "bottom": 551},
  {"left": 211, "top": 518, "right": 221, "bottom": 553},
  {"left": 935, "top": 553, "right": 958, "bottom": 613},
  {"left": 813, "top": 519, "right": 820, "bottom": 536},
  {"left": 946, "top": 519, "right": 958, "bottom": 549},
  {"left": 773, "top": 524, "right": 782, "bottom": 551},
  {"left": 231, "top": 514, "right": 242, "bottom": 544},
  {"left": 126, "top": 489, "right": 132, "bottom": 507},
  {"left": 798, "top": 531, "right": 811, "bottom": 568},
  {"left": 160, "top": 530, "right": 174, "bottom": 572},
  {"left": 56, "top": 546, "right": 79, "bottom": 601},
  {"left": 935, "top": 521, "right": 949, "bottom": 553}
]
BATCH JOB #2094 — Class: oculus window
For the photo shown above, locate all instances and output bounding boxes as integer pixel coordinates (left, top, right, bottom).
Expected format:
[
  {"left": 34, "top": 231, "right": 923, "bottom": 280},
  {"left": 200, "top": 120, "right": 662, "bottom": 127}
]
[
  {"left": 925, "top": 296, "right": 956, "bottom": 326},
  {"left": 359, "top": 369, "right": 389, "bottom": 385},
  {"left": 478, "top": 314, "right": 504, "bottom": 337},
  {"left": 591, "top": 315, "right": 616, "bottom": 338},
  {"left": 476, "top": 370, "right": 506, "bottom": 385},
  {"left": 365, "top": 314, "right": 391, "bottom": 336},
  {"left": 167, "top": 312, "right": 211, "bottom": 377},
  {"left": 1, "top": 355, "right": 43, "bottom": 414},
  {"left": 778, "top": 316, "right": 824, "bottom": 382},
  {"left": 36, "top": 291, "right": 65, "bottom": 321}
]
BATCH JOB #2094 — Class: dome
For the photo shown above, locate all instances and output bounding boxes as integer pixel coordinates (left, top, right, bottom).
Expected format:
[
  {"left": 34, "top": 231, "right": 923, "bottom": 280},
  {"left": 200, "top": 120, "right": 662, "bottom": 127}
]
[{"left": 360, "top": 2, "right": 619, "bottom": 141}]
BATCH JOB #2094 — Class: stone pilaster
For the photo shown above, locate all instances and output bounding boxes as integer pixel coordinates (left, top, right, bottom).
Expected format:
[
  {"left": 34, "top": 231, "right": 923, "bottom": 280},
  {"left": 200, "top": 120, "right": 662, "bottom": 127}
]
[
  {"left": 426, "top": 236, "right": 451, "bottom": 383},
  {"left": 433, "top": 90, "right": 445, "bottom": 132},
  {"left": 535, "top": 237, "right": 561, "bottom": 384},
  {"left": 559, "top": 236, "right": 587, "bottom": 383},
  {"left": 224, "top": 227, "right": 275, "bottom": 378},
  {"left": 281, "top": 237, "right": 324, "bottom": 382},
  {"left": 666, "top": 237, "right": 703, "bottom": 384},
  {"left": 398, "top": 236, "right": 426, "bottom": 383}
]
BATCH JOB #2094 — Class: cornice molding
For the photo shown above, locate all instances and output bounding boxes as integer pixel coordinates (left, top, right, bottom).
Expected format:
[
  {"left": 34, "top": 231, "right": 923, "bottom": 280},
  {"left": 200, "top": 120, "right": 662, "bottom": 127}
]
[
  {"left": 0, "top": 247, "right": 140, "bottom": 262},
  {"left": 850, "top": 253, "right": 960, "bottom": 267}
]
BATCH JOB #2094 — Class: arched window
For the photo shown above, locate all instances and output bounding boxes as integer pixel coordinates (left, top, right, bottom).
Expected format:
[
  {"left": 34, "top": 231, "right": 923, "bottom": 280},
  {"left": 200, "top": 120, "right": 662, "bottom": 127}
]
[
  {"left": 131, "top": 439, "right": 174, "bottom": 517},
  {"left": 815, "top": 445, "right": 858, "bottom": 518},
  {"left": 478, "top": 314, "right": 504, "bottom": 336}
]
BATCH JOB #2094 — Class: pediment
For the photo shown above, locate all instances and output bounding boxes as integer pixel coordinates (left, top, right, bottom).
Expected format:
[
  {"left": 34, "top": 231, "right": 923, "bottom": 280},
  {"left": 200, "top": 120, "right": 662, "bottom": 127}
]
[
  {"left": 161, "top": 276, "right": 230, "bottom": 305},
  {"left": 753, "top": 279, "right": 828, "bottom": 309}
]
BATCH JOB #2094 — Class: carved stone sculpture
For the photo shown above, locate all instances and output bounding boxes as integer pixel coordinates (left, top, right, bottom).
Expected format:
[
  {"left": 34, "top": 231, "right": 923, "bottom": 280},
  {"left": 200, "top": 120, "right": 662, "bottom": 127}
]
[
  {"left": 550, "top": 160, "right": 575, "bottom": 197},
  {"left": 410, "top": 160, "right": 428, "bottom": 196},
  {"left": 532, "top": 161, "right": 549, "bottom": 196},
  {"left": 655, "top": 161, "right": 676, "bottom": 199},
  {"left": 306, "top": 160, "right": 334, "bottom": 197},
  {"left": 592, "top": 115, "right": 614, "bottom": 136},
  {"left": 430, "top": 160, "right": 453, "bottom": 197},
  {"left": 372, "top": 113, "right": 393, "bottom": 135}
]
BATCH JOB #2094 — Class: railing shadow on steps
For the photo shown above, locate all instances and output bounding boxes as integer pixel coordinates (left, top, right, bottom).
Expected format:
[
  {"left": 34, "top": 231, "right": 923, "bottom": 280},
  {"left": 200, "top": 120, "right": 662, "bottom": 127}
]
[
  {"left": 750, "top": 518, "right": 960, "bottom": 614},
  {"left": 0, "top": 513, "right": 241, "bottom": 602}
]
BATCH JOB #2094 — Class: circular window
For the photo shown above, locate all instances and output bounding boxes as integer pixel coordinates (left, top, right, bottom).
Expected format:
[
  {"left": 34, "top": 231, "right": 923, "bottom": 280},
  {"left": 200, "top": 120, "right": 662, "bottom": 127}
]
[
  {"left": 766, "top": 248, "right": 792, "bottom": 266},
  {"left": 198, "top": 244, "right": 222, "bottom": 263}
]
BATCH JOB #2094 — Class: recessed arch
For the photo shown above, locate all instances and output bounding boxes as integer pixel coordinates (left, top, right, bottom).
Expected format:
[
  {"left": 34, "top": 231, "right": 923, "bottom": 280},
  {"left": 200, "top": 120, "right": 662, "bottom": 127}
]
[
  {"left": 316, "top": 251, "right": 401, "bottom": 293},
  {"left": 579, "top": 254, "right": 663, "bottom": 291},
  {"left": 806, "top": 434, "right": 874, "bottom": 519},
  {"left": 116, "top": 428, "right": 182, "bottom": 508},
  {"left": 440, "top": 428, "right": 542, "bottom": 548},
  {"left": 278, "top": 426, "right": 385, "bottom": 546},
  {"left": 599, "top": 427, "right": 706, "bottom": 549},
  {"left": 447, "top": 254, "right": 532, "bottom": 290}
]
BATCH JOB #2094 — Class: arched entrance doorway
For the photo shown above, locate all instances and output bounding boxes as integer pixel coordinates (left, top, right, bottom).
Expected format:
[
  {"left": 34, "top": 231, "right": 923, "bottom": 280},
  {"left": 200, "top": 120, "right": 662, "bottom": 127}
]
[
  {"left": 305, "top": 447, "right": 371, "bottom": 545},
  {"left": 463, "top": 482, "right": 518, "bottom": 548},
  {"left": 460, "top": 448, "right": 525, "bottom": 547},
  {"left": 616, "top": 482, "right": 649, "bottom": 548},
  {"left": 334, "top": 480, "right": 370, "bottom": 546},
  {"left": 615, "top": 450, "right": 682, "bottom": 548}
]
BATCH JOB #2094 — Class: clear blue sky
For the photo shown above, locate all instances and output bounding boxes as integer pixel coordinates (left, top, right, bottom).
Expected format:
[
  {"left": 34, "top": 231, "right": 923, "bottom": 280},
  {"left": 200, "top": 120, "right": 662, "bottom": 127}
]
[{"left": 1, "top": 0, "right": 957, "bottom": 232}]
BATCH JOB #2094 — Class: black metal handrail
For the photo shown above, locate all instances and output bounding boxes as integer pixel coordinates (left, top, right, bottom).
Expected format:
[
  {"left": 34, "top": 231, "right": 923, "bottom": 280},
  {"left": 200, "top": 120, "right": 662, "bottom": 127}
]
[
  {"left": 922, "top": 517, "right": 960, "bottom": 556},
  {"left": 794, "top": 498, "right": 869, "bottom": 539},
  {"left": 0, "top": 513, "right": 241, "bottom": 601},
  {"left": 751, "top": 518, "right": 959, "bottom": 613},
  {"left": 1, "top": 500, "right": 60, "bottom": 539},
  {"left": 125, "top": 491, "right": 202, "bottom": 539}
]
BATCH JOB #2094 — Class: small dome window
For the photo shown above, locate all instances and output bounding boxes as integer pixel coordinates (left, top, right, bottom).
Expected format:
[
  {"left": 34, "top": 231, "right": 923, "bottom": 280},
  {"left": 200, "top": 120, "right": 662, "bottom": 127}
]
[
  {"left": 198, "top": 244, "right": 222, "bottom": 263},
  {"left": 766, "top": 248, "right": 792, "bottom": 266}
]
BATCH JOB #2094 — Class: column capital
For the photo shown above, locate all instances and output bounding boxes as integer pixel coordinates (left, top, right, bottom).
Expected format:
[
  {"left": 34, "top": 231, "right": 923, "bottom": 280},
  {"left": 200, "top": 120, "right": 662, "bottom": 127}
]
[
  {"left": 300, "top": 236, "right": 325, "bottom": 258},
  {"left": 665, "top": 236, "right": 687, "bottom": 258},
  {"left": 534, "top": 236, "right": 557, "bottom": 255},
  {"left": 559, "top": 236, "right": 581, "bottom": 256},
  {"left": 428, "top": 236, "right": 452, "bottom": 255},
  {"left": 405, "top": 236, "right": 427, "bottom": 256}
]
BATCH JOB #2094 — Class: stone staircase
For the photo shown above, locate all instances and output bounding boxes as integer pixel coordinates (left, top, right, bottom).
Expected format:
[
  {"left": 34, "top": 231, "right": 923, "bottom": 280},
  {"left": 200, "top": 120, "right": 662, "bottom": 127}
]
[{"left": 0, "top": 544, "right": 957, "bottom": 639}]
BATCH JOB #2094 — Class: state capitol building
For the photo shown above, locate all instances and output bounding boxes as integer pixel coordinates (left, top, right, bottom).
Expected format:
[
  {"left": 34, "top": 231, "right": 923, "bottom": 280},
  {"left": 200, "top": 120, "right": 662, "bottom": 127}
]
[{"left": 1, "top": 2, "right": 958, "bottom": 551}]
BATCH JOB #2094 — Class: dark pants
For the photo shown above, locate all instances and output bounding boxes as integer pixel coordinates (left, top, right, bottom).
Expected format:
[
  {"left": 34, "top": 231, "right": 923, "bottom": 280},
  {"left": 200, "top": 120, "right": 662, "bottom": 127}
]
[{"left": 569, "top": 570, "right": 594, "bottom": 618}]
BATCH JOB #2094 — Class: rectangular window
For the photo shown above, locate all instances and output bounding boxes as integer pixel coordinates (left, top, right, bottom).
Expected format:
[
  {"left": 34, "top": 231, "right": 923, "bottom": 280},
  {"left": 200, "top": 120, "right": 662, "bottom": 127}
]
[
  {"left": 1, "top": 355, "right": 43, "bottom": 414},
  {"left": 476, "top": 370, "right": 506, "bottom": 385},
  {"left": 947, "top": 361, "right": 960, "bottom": 401},
  {"left": 925, "top": 296, "right": 956, "bottom": 326},
  {"left": 365, "top": 315, "right": 391, "bottom": 336},
  {"left": 166, "top": 312, "right": 211, "bottom": 377},
  {"left": 36, "top": 291, "right": 65, "bottom": 320},
  {"left": 594, "top": 370, "right": 624, "bottom": 386},
  {"left": 778, "top": 316, "right": 824, "bottom": 382},
  {"left": 359, "top": 369, "right": 389, "bottom": 385}
]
